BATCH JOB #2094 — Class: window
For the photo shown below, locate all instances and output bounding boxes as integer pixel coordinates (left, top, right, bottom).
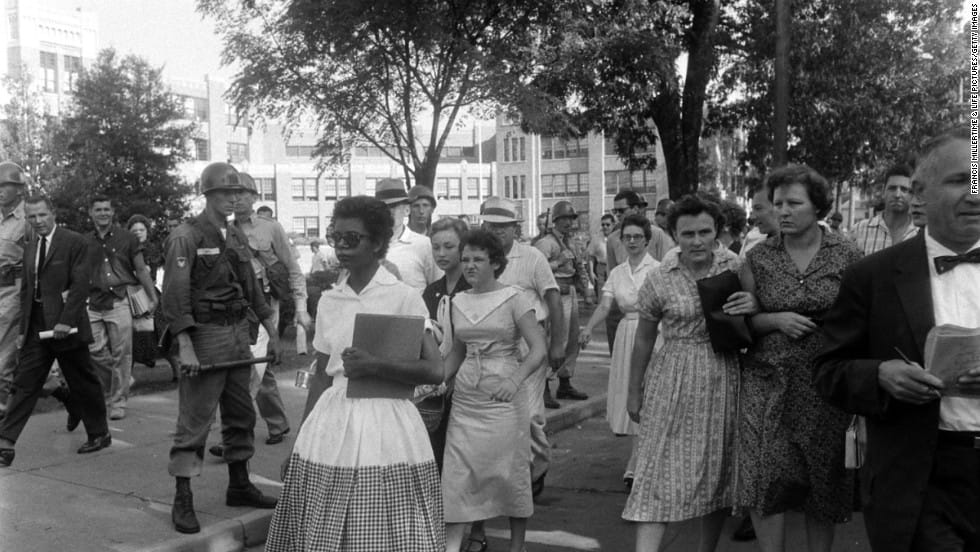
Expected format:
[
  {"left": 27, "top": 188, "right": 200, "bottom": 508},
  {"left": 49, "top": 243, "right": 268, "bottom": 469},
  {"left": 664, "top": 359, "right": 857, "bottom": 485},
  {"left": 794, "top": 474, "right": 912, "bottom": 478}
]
[
  {"left": 519, "top": 137, "right": 526, "bottom": 161},
  {"left": 443, "top": 146, "right": 463, "bottom": 158},
  {"left": 541, "top": 136, "right": 588, "bottom": 159},
  {"left": 542, "top": 139, "right": 553, "bottom": 160},
  {"left": 192, "top": 138, "right": 209, "bottom": 161},
  {"left": 285, "top": 145, "right": 313, "bottom": 158},
  {"left": 181, "top": 96, "right": 208, "bottom": 122},
  {"left": 40, "top": 51, "right": 58, "bottom": 92},
  {"left": 364, "top": 177, "right": 379, "bottom": 197},
  {"left": 481, "top": 177, "right": 492, "bottom": 197},
  {"left": 511, "top": 139, "right": 521, "bottom": 164},
  {"left": 227, "top": 142, "right": 248, "bottom": 163},
  {"left": 64, "top": 55, "right": 81, "bottom": 93},
  {"left": 322, "top": 177, "right": 350, "bottom": 199},
  {"left": 466, "top": 177, "right": 480, "bottom": 199},
  {"left": 354, "top": 146, "right": 386, "bottom": 157},
  {"left": 519, "top": 175, "right": 527, "bottom": 198},
  {"left": 504, "top": 176, "right": 511, "bottom": 198},
  {"left": 255, "top": 178, "right": 276, "bottom": 201},
  {"left": 604, "top": 170, "right": 654, "bottom": 194},
  {"left": 293, "top": 217, "right": 319, "bottom": 238},
  {"left": 291, "top": 177, "right": 317, "bottom": 201},
  {"left": 448, "top": 178, "right": 461, "bottom": 199},
  {"left": 225, "top": 103, "right": 242, "bottom": 127},
  {"left": 541, "top": 174, "right": 554, "bottom": 197},
  {"left": 435, "top": 177, "right": 449, "bottom": 198},
  {"left": 503, "top": 138, "right": 511, "bottom": 162}
]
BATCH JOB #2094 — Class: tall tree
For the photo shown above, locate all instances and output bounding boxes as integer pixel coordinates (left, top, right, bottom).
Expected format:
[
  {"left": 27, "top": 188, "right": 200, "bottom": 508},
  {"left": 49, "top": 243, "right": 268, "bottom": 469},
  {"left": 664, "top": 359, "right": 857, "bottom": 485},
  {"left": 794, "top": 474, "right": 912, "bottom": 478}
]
[
  {"left": 0, "top": 67, "right": 59, "bottom": 189},
  {"left": 714, "top": 0, "right": 967, "bottom": 189},
  {"left": 514, "top": 0, "right": 722, "bottom": 199},
  {"left": 198, "top": 0, "right": 554, "bottom": 189},
  {"left": 48, "top": 49, "right": 195, "bottom": 231}
]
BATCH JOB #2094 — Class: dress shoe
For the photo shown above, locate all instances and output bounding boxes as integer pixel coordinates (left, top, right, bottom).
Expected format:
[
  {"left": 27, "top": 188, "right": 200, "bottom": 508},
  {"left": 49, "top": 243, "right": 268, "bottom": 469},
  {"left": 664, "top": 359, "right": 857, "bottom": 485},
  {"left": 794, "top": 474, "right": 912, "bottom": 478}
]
[
  {"left": 226, "top": 482, "right": 278, "bottom": 509},
  {"left": 109, "top": 407, "right": 126, "bottom": 420},
  {"left": 172, "top": 486, "right": 200, "bottom": 534},
  {"left": 556, "top": 380, "right": 588, "bottom": 400},
  {"left": 209, "top": 444, "right": 225, "bottom": 458},
  {"left": 77, "top": 433, "right": 112, "bottom": 454},
  {"left": 66, "top": 412, "right": 81, "bottom": 432},
  {"left": 0, "top": 448, "right": 14, "bottom": 467},
  {"left": 265, "top": 428, "right": 290, "bottom": 445},
  {"left": 543, "top": 383, "right": 561, "bottom": 410}
]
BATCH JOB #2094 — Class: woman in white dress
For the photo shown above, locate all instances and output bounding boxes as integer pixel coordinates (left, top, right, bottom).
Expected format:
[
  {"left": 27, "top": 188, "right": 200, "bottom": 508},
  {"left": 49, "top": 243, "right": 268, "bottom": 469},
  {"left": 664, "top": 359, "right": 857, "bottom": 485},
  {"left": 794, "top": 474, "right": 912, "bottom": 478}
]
[
  {"left": 266, "top": 196, "right": 445, "bottom": 552},
  {"left": 442, "top": 230, "right": 548, "bottom": 552},
  {"left": 579, "top": 215, "right": 661, "bottom": 488}
]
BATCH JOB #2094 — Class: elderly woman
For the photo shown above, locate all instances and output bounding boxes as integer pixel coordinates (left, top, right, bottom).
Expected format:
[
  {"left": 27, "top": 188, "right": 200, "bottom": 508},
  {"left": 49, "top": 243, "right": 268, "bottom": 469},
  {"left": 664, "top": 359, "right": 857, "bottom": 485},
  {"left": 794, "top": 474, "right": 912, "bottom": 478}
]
[
  {"left": 266, "top": 196, "right": 445, "bottom": 552},
  {"left": 442, "top": 230, "right": 548, "bottom": 552},
  {"left": 735, "top": 165, "right": 863, "bottom": 552},
  {"left": 579, "top": 214, "right": 660, "bottom": 488},
  {"left": 624, "top": 194, "right": 757, "bottom": 552}
]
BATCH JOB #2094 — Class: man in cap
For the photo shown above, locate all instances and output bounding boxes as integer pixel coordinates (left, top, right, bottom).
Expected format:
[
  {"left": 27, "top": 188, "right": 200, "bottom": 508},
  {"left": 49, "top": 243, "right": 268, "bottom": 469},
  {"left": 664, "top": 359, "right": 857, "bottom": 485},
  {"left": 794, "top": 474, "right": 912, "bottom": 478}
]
[
  {"left": 374, "top": 178, "right": 441, "bottom": 290},
  {"left": 408, "top": 185, "right": 437, "bottom": 235},
  {"left": 535, "top": 201, "right": 594, "bottom": 405},
  {"left": 207, "top": 172, "right": 311, "bottom": 460},
  {"left": 162, "top": 162, "right": 281, "bottom": 534}
]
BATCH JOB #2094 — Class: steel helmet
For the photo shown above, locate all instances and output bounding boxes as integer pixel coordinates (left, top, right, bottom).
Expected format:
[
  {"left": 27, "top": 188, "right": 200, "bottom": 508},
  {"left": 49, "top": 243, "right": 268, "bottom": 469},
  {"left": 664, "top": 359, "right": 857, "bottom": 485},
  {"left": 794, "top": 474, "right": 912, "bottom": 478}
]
[
  {"left": 238, "top": 172, "right": 258, "bottom": 194},
  {"left": 551, "top": 200, "right": 577, "bottom": 221},
  {"left": 199, "top": 162, "right": 244, "bottom": 194},
  {"left": 408, "top": 185, "right": 437, "bottom": 207},
  {"left": 0, "top": 162, "right": 29, "bottom": 187}
]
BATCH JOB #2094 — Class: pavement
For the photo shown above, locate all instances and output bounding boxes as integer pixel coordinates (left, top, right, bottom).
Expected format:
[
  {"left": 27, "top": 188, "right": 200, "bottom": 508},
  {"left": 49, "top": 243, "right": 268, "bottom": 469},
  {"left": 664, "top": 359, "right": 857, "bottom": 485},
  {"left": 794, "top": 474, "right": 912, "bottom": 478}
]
[{"left": 0, "top": 328, "right": 612, "bottom": 552}]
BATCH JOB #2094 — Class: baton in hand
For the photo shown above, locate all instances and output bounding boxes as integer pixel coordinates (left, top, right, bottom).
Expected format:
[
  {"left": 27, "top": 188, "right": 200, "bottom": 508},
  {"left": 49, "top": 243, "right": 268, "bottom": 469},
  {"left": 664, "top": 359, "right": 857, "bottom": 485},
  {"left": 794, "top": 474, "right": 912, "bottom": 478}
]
[{"left": 199, "top": 355, "right": 275, "bottom": 370}]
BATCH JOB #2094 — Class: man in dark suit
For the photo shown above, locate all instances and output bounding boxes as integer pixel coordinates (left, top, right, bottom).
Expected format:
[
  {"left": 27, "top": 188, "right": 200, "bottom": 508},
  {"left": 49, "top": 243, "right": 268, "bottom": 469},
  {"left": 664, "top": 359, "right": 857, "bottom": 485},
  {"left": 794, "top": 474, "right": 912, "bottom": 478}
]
[
  {"left": 813, "top": 127, "right": 980, "bottom": 551},
  {"left": 0, "top": 195, "right": 110, "bottom": 467}
]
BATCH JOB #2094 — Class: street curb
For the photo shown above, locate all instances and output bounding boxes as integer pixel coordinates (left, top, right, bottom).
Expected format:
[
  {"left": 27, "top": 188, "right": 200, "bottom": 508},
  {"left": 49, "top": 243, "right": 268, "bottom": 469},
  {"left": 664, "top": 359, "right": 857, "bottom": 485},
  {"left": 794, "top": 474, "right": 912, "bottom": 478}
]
[
  {"left": 544, "top": 393, "right": 606, "bottom": 435},
  {"left": 138, "top": 509, "right": 273, "bottom": 552}
]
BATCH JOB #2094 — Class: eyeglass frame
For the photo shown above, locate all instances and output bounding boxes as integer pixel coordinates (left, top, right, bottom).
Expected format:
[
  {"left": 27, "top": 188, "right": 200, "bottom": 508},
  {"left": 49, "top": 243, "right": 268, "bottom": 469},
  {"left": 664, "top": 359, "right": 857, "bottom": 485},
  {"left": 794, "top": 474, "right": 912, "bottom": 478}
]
[{"left": 327, "top": 231, "right": 372, "bottom": 249}]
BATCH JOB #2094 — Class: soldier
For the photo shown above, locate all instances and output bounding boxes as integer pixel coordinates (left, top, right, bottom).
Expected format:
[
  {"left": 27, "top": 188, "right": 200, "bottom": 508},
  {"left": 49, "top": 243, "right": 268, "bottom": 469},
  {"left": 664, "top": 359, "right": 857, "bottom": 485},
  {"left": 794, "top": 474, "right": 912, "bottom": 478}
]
[
  {"left": 0, "top": 162, "right": 30, "bottom": 415},
  {"left": 534, "top": 201, "right": 594, "bottom": 404},
  {"left": 161, "top": 162, "right": 281, "bottom": 534}
]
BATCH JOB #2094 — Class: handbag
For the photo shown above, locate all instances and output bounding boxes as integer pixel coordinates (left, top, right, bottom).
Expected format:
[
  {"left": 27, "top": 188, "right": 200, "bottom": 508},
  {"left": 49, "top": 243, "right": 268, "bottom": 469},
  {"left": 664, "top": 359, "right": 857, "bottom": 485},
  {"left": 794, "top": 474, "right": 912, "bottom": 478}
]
[
  {"left": 695, "top": 270, "right": 753, "bottom": 352},
  {"left": 126, "top": 286, "right": 153, "bottom": 317}
]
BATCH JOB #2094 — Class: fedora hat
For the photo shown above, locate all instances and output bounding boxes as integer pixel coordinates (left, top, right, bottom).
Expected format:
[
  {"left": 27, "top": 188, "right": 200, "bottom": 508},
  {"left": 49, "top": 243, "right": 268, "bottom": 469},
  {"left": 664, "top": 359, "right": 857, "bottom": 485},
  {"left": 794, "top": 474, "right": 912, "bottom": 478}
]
[
  {"left": 375, "top": 178, "right": 410, "bottom": 205},
  {"left": 480, "top": 196, "right": 523, "bottom": 223}
]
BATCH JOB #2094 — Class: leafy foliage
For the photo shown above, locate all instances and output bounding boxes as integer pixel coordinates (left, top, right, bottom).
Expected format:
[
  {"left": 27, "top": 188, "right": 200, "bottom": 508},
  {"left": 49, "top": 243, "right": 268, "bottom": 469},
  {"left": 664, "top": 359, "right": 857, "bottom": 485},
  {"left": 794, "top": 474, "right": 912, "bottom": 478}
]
[
  {"left": 0, "top": 68, "right": 60, "bottom": 189},
  {"left": 198, "top": 0, "right": 554, "bottom": 189},
  {"left": 47, "top": 49, "right": 195, "bottom": 232}
]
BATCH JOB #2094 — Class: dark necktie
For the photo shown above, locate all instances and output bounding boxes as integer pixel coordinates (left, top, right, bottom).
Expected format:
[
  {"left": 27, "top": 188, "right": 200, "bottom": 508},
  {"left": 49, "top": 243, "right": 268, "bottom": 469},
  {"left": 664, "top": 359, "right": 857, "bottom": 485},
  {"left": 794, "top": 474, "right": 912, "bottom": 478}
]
[
  {"left": 934, "top": 247, "right": 980, "bottom": 275},
  {"left": 35, "top": 235, "right": 46, "bottom": 301}
]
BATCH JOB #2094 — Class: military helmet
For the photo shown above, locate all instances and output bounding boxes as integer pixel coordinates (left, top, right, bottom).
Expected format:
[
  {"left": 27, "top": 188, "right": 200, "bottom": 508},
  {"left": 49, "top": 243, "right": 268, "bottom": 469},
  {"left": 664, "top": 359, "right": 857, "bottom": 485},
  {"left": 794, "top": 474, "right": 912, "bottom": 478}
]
[
  {"left": 0, "top": 162, "right": 29, "bottom": 187},
  {"left": 199, "top": 162, "right": 244, "bottom": 194},
  {"left": 238, "top": 172, "right": 258, "bottom": 194},
  {"left": 551, "top": 200, "right": 577, "bottom": 221}
]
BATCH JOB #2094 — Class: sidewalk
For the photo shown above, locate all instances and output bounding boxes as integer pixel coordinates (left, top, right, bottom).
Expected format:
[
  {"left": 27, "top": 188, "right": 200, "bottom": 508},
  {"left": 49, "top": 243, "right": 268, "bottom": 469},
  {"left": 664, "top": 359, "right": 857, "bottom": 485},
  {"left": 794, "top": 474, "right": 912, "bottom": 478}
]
[{"left": 0, "top": 340, "right": 613, "bottom": 552}]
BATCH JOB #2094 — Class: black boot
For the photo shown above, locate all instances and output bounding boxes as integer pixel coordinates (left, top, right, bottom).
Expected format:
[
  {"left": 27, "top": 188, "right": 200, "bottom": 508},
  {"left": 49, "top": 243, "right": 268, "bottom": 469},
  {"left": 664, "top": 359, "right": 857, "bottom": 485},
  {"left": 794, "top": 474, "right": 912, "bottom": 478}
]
[
  {"left": 49, "top": 384, "right": 81, "bottom": 432},
  {"left": 556, "top": 377, "right": 588, "bottom": 400},
  {"left": 226, "top": 461, "right": 277, "bottom": 509},
  {"left": 543, "top": 381, "right": 560, "bottom": 409},
  {"left": 172, "top": 477, "right": 200, "bottom": 534}
]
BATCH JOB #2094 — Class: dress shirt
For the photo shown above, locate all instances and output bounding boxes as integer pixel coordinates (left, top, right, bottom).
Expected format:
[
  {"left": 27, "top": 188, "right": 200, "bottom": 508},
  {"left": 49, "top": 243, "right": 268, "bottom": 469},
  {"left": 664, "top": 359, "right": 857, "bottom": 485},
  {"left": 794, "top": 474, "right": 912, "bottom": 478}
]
[
  {"left": 926, "top": 232, "right": 980, "bottom": 431},
  {"left": 386, "top": 226, "right": 442, "bottom": 290},
  {"left": 498, "top": 242, "right": 558, "bottom": 323}
]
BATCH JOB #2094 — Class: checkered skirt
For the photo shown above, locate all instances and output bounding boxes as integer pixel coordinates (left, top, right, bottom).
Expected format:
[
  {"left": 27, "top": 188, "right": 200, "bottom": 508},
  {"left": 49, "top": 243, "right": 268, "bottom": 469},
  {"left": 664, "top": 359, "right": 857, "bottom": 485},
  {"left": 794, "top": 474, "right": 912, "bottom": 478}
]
[{"left": 266, "top": 382, "right": 445, "bottom": 552}]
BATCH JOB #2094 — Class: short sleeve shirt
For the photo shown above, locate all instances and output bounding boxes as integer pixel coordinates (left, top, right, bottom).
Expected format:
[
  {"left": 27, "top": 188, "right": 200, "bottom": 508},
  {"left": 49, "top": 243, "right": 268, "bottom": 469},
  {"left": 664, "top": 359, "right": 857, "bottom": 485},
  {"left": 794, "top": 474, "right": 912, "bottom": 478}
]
[
  {"left": 602, "top": 253, "right": 660, "bottom": 314},
  {"left": 386, "top": 227, "right": 442, "bottom": 290},
  {"left": 498, "top": 242, "right": 558, "bottom": 322}
]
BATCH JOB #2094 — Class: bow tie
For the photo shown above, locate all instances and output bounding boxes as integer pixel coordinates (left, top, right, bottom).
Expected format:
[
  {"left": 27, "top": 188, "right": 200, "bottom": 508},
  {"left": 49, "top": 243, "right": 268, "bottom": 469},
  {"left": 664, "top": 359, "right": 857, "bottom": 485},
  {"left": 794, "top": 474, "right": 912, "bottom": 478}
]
[{"left": 934, "top": 248, "right": 980, "bottom": 275}]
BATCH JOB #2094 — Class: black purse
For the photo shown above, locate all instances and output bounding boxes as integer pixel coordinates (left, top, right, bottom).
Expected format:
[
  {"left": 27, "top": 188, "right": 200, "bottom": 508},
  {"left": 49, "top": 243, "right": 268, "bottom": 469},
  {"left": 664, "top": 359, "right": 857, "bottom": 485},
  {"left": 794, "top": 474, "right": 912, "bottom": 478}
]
[{"left": 696, "top": 270, "right": 753, "bottom": 352}]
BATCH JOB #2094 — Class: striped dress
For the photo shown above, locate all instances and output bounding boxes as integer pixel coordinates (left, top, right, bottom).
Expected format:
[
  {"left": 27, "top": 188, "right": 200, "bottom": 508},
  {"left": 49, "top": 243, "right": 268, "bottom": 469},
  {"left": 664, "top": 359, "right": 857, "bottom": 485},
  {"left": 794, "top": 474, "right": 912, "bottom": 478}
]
[{"left": 622, "top": 247, "right": 741, "bottom": 522}]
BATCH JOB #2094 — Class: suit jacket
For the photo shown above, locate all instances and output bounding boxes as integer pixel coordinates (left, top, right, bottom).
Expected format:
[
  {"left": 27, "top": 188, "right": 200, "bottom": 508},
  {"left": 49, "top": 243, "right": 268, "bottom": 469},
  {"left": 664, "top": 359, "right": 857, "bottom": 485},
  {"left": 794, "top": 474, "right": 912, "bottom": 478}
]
[
  {"left": 812, "top": 231, "right": 938, "bottom": 552},
  {"left": 21, "top": 226, "right": 94, "bottom": 349}
]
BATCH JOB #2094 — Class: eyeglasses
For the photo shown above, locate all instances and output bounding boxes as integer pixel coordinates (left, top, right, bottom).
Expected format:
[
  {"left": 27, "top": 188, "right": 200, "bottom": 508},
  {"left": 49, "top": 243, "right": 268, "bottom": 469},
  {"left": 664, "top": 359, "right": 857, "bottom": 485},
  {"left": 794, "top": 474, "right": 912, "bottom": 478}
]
[
  {"left": 622, "top": 234, "right": 646, "bottom": 242},
  {"left": 327, "top": 231, "right": 371, "bottom": 249}
]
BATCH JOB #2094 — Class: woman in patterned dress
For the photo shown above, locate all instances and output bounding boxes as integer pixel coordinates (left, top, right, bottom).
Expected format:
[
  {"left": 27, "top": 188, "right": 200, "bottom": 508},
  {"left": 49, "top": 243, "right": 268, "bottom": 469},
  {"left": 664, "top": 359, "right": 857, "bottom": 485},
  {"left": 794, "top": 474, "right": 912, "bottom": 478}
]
[
  {"left": 735, "top": 165, "right": 862, "bottom": 552},
  {"left": 442, "top": 230, "right": 547, "bottom": 552},
  {"left": 266, "top": 196, "right": 445, "bottom": 552},
  {"left": 624, "top": 194, "right": 758, "bottom": 552},
  {"left": 579, "top": 214, "right": 661, "bottom": 488}
]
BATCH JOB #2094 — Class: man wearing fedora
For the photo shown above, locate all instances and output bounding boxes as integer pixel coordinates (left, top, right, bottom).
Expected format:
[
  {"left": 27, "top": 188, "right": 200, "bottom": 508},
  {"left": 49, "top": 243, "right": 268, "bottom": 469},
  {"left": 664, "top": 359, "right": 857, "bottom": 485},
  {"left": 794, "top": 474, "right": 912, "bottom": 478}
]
[
  {"left": 535, "top": 201, "right": 594, "bottom": 406},
  {"left": 374, "top": 178, "right": 441, "bottom": 290}
]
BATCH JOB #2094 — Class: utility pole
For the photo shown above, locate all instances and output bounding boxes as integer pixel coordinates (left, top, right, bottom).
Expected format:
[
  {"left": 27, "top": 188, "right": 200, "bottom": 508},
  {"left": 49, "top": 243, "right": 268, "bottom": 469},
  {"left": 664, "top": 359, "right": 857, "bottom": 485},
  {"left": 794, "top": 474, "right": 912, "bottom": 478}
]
[{"left": 773, "top": 0, "right": 791, "bottom": 166}]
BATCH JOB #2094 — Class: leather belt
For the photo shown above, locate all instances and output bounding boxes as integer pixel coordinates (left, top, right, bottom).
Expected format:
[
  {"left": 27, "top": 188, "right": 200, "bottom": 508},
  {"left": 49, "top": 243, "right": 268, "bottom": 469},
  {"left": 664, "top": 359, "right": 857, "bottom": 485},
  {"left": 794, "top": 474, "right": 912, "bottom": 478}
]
[{"left": 937, "top": 430, "right": 980, "bottom": 449}]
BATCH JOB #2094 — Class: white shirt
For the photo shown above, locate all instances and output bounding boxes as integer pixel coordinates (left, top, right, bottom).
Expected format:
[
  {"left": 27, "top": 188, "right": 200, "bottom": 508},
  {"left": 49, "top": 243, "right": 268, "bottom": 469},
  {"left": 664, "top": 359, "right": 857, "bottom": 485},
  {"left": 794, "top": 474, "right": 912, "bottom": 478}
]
[
  {"left": 602, "top": 253, "right": 660, "bottom": 314},
  {"left": 926, "top": 232, "right": 980, "bottom": 431},
  {"left": 35, "top": 225, "right": 56, "bottom": 274},
  {"left": 498, "top": 242, "right": 558, "bottom": 323},
  {"left": 386, "top": 226, "right": 442, "bottom": 290},
  {"left": 312, "top": 266, "right": 429, "bottom": 380}
]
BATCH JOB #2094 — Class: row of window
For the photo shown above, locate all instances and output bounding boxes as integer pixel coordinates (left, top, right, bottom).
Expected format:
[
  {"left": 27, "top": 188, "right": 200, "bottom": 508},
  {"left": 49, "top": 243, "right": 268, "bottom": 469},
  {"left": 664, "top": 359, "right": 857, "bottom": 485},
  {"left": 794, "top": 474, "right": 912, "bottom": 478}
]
[
  {"left": 39, "top": 51, "right": 82, "bottom": 94},
  {"left": 542, "top": 173, "right": 589, "bottom": 197},
  {"left": 503, "top": 137, "right": 526, "bottom": 162},
  {"left": 191, "top": 139, "right": 249, "bottom": 163},
  {"left": 434, "top": 177, "right": 493, "bottom": 200},
  {"left": 604, "top": 170, "right": 657, "bottom": 194},
  {"left": 542, "top": 136, "right": 588, "bottom": 159},
  {"left": 291, "top": 178, "right": 353, "bottom": 201},
  {"left": 503, "top": 175, "right": 527, "bottom": 199}
]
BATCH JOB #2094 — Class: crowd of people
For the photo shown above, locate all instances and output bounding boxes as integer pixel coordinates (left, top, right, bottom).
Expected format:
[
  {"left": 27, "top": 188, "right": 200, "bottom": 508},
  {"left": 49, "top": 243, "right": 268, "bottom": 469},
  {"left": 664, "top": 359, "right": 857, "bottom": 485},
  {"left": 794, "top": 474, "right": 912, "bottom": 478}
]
[{"left": 0, "top": 124, "right": 976, "bottom": 552}]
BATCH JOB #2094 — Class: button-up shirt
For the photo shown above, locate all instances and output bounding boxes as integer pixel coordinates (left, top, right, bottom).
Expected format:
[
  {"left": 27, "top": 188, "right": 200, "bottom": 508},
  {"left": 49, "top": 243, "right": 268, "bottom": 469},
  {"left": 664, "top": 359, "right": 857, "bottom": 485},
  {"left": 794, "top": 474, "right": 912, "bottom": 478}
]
[
  {"left": 386, "top": 226, "right": 441, "bottom": 290},
  {"left": 88, "top": 224, "right": 142, "bottom": 311},
  {"left": 235, "top": 212, "right": 307, "bottom": 309},
  {"left": 925, "top": 232, "right": 980, "bottom": 431},
  {"left": 0, "top": 201, "right": 28, "bottom": 272},
  {"left": 848, "top": 214, "right": 917, "bottom": 255},
  {"left": 498, "top": 242, "right": 558, "bottom": 322}
]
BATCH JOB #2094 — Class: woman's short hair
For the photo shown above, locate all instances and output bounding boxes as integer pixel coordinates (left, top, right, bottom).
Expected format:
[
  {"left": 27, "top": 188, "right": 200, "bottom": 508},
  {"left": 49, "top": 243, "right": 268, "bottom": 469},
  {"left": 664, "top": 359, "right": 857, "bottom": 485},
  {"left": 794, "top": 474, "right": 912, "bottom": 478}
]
[
  {"left": 619, "top": 214, "right": 652, "bottom": 243},
  {"left": 720, "top": 199, "right": 748, "bottom": 237},
  {"left": 460, "top": 229, "right": 509, "bottom": 278},
  {"left": 126, "top": 214, "right": 151, "bottom": 231},
  {"left": 429, "top": 217, "right": 469, "bottom": 242},
  {"left": 333, "top": 196, "right": 395, "bottom": 259},
  {"left": 666, "top": 194, "right": 725, "bottom": 238},
  {"left": 764, "top": 164, "right": 833, "bottom": 219}
]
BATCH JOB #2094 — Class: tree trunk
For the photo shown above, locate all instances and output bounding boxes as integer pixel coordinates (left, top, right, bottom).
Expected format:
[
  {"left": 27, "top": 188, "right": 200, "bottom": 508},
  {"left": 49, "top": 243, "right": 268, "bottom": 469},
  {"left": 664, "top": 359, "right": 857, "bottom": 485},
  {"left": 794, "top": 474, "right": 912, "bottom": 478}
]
[
  {"left": 413, "top": 153, "right": 440, "bottom": 191},
  {"left": 652, "top": 90, "right": 691, "bottom": 199}
]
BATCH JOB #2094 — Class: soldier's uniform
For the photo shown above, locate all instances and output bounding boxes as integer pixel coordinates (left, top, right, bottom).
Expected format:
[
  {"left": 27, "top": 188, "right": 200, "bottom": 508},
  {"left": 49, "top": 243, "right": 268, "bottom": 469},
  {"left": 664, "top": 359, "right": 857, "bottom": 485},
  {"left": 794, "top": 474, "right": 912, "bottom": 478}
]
[
  {"left": 162, "top": 210, "right": 273, "bottom": 477},
  {"left": 534, "top": 226, "right": 591, "bottom": 380},
  {"left": 0, "top": 162, "right": 31, "bottom": 412}
]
